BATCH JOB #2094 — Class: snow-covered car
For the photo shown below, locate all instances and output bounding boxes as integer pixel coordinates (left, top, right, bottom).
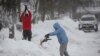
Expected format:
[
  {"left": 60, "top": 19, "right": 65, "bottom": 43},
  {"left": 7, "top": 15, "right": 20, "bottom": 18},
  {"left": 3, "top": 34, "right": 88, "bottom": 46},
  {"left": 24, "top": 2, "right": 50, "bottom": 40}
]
[{"left": 79, "top": 14, "right": 98, "bottom": 32}]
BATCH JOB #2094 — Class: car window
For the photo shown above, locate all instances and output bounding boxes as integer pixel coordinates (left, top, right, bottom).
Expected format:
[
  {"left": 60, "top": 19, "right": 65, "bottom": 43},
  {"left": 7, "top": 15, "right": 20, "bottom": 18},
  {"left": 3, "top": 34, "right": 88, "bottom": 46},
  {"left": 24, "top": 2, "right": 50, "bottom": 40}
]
[{"left": 81, "top": 17, "right": 95, "bottom": 21}]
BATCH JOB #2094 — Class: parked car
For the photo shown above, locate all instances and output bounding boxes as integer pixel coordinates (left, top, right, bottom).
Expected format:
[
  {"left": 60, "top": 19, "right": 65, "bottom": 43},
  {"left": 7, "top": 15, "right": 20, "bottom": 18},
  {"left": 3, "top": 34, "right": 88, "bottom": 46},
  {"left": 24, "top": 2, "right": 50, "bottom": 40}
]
[{"left": 79, "top": 14, "right": 98, "bottom": 32}]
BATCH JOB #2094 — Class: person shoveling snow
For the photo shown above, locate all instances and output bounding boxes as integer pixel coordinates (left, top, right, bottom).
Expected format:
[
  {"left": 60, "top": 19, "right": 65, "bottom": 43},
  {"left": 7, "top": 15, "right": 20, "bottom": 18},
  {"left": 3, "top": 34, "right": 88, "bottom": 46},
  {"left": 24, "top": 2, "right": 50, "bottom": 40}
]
[{"left": 41, "top": 22, "right": 69, "bottom": 56}]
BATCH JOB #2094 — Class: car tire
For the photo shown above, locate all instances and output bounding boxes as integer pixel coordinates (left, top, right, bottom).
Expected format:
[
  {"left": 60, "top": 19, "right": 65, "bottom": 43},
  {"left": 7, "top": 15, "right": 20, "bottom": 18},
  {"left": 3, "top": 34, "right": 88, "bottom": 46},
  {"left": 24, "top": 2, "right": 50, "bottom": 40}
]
[{"left": 95, "top": 24, "right": 98, "bottom": 32}]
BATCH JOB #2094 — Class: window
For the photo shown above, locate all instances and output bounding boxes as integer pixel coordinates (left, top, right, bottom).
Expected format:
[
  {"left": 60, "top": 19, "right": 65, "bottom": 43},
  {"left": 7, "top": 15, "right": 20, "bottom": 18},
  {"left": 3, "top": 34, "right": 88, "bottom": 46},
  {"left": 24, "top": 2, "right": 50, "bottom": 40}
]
[{"left": 81, "top": 17, "right": 95, "bottom": 21}]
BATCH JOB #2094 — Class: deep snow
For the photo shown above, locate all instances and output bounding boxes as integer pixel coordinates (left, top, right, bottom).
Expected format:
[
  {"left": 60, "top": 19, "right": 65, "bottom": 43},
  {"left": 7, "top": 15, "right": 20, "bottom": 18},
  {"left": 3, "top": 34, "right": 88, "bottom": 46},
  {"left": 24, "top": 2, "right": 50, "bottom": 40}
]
[{"left": 0, "top": 16, "right": 100, "bottom": 56}]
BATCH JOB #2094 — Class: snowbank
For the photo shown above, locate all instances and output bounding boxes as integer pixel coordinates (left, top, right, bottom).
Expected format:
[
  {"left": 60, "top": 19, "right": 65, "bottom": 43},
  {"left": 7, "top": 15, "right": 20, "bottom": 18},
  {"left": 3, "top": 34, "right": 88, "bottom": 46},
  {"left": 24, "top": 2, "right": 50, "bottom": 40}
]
[{"left": 0, "top": 39, "right": 50, "bottom": 56}]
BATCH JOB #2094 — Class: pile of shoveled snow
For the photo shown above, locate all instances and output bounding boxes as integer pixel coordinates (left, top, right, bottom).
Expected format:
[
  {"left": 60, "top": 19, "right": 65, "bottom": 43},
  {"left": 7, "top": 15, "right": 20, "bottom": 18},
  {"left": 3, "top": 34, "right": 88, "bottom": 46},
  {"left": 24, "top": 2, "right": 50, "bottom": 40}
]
[{"left": 0, "top": 39, "right": 50, "bottom": 56}]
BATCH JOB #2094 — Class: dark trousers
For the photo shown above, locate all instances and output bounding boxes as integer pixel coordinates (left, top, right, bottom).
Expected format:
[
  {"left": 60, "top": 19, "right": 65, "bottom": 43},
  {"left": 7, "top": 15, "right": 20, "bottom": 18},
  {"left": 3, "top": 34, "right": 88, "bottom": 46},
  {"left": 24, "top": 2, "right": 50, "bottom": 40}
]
[
  {"left": 60, "top": 44, "right": 69, "bottom": 56},
  {"left": 23, "top": 30, "right": 32, "bottom": 41}
]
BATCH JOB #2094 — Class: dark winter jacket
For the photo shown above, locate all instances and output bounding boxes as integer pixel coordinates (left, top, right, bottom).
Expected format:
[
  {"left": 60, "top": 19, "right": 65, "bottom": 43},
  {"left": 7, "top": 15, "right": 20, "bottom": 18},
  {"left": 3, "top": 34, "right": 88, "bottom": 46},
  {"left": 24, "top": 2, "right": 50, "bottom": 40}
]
[
  {"left": 49, "top": 22, "right": 68, "bottom": 44},
  {"left": 21, "top": 11, "right": 32, "bottom": 30}
]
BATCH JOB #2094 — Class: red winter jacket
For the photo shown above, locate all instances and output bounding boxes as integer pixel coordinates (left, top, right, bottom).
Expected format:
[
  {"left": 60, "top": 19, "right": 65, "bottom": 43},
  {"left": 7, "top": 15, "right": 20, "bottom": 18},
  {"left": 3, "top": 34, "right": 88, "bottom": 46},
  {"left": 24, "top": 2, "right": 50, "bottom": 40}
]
[{"left": 21, "top": 11, "right": 32, "bottom": 30}]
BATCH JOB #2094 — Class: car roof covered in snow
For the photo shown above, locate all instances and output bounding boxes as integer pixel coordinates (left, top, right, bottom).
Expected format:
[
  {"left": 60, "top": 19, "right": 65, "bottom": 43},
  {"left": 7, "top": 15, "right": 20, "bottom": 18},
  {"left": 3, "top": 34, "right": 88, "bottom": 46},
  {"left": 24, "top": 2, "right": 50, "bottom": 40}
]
[{"left": 81, "top": 14, "right": 96, "bottom": 18}]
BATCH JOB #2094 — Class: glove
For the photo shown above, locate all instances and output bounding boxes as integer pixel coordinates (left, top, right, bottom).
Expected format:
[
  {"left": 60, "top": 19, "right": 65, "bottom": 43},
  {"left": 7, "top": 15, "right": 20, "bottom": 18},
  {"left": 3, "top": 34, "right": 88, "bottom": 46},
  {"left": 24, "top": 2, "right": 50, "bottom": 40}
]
[
  {"left": 24, "top": 5, "right": 28, "bottom": 12},
  {"left": 45, "top": 34, "right": 49, "bottom": 38}
]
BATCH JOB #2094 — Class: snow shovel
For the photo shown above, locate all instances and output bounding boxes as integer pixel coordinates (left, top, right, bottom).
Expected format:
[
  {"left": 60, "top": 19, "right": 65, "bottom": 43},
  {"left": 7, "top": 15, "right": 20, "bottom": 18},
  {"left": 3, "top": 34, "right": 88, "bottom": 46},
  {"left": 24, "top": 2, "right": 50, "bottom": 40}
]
[{"left": 40, "top": 37, "right": 51, "bottom": 45}]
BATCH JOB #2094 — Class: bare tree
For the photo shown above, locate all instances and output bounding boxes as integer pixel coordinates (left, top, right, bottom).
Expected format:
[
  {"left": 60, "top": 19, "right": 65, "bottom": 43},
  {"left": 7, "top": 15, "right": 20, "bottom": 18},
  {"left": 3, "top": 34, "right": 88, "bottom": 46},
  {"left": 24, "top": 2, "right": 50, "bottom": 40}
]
[{"left": 0, "top": 0, "right": 20, "bottom": 39}]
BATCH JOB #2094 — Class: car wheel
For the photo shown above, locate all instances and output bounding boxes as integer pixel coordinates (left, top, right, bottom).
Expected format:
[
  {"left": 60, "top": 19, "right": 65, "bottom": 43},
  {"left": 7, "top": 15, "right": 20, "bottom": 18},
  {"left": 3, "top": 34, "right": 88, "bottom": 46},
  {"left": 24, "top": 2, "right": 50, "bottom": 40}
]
[{"left": 95, "top": 24, "right": 98, "bottom": 32}]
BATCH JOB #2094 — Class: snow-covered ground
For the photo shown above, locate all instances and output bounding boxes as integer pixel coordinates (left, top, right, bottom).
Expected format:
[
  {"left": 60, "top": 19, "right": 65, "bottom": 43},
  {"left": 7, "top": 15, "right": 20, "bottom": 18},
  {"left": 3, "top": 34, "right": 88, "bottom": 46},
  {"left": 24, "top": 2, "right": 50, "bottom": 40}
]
[{"left": 0, "top": 16, "right": 100, "bottom": 56}]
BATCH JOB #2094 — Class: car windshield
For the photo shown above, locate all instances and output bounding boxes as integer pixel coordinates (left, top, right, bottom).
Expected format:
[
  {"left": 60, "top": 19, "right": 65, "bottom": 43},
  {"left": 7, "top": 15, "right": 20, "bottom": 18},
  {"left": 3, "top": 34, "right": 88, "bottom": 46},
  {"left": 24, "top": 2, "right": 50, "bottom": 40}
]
[{"left": 81, "top": 17, "right": 95, "bottom": 21}]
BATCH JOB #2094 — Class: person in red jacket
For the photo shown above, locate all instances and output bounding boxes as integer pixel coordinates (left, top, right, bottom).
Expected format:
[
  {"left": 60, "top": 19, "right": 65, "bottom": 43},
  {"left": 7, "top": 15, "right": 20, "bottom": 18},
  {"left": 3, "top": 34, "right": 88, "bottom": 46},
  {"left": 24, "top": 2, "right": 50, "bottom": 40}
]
[{"left": 20, "top": 5, "right": 32, "bottom": 41}]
